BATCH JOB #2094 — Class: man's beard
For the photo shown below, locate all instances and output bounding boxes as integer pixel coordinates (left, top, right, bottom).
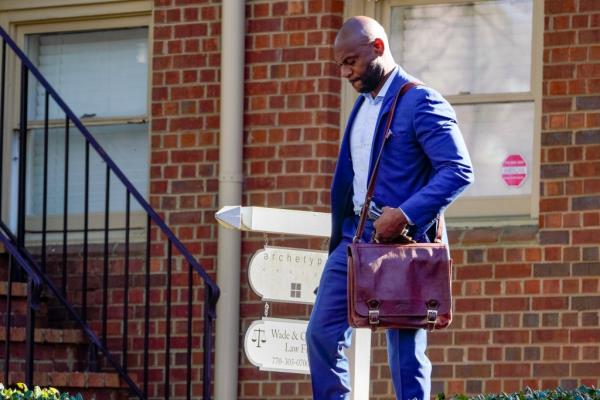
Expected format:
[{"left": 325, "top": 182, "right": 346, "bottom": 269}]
[{"left": 357, "top": 61, "right": 384, "bottom": 93}]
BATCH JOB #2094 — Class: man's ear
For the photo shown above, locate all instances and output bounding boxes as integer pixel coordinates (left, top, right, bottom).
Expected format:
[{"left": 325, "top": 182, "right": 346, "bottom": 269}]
[{"left": 372, "top": 38, "right": 385, "bottom": 56}]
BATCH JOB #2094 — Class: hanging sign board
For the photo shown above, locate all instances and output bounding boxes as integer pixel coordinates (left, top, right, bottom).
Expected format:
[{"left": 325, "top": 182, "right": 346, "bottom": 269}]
[
  {"left": 248, "top": 246, "right": 327, "bottom": 304},
  {"left": 502, "top": 154, "right": 528, "bottom": 187},
  {"left": 244, "top": 318, "right": 310, "bottom": 374}
]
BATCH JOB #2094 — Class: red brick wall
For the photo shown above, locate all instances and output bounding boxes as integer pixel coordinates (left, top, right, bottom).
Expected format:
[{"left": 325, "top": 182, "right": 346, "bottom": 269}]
[
  {"left": 150, "top": 0, "right": 222, "bottom": 398},
  {"left": 150, "top": 0, "right": 600, "bottom": 398},
  {"left": 239, "top": 0, "right": 344, "bottom": 398},
  {"left": 151, "top": 0, "right": 221, "bottom": 272}
]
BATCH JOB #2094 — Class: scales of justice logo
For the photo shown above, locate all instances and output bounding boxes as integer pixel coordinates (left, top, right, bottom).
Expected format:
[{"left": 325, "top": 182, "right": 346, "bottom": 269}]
[{"left": 251, "top": 327, "right": 266, "bottom": 348}]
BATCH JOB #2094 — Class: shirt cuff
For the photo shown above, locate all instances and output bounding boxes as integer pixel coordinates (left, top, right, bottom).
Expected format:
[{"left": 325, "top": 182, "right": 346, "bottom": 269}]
[{"left": 398, "top": 207, "right": 414, "bottom": 225}]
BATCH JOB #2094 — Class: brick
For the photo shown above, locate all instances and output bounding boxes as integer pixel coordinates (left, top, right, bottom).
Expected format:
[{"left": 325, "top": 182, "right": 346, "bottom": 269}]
[
  {"left": 524, "top": 280, "right": 541, "bottom": 294},
  {"left": 533, "top": 363, "right": 570, "bottom": 376},
  {"left": 572, "top": 296, "right": 600, "bottom": 310},
  {"left": 581, "top": 0, "right": 600, "bottom": 11},
  {"left": 505, "top": 281, "right": 523, "bottom": 294},
  {"left": 523, "top": 313, "right": 540, "bottom": 327},
  {"left": 540, "top": 164, "right": 570, "bottom": 178},
  {"left": 542, "top": 98, "right": 573, "bottom": 113},
  {"left": 495, "top": 264, "right": 531, "bottom": 278},
  {"left": 493, "top": 330, "right": 529, "bottom": 344},
  {"left": 573, "top": 195, "right": 600, "bottom": 210},
  {"left": 576, "top": 129, "right": 600, "bottom": 144},
  {"left": 542, "top": 131, "right": 573, "bottom": 146},
  {"left": 494, "top": 363, "right": 531, "bottom": 377},
  {"left": 282, "top": 48, "right": 316, "bottom": 62},
  {"left": 455, "top": 298, "right": 491, "bottom": 313},
  {"left": 466, "top": 249, "right": 484, "bottom": 263},
  {"left": 505, "top": 347, "right": 522, "bottom": 361},
  {"left": 546, "top": 31, "right": 576, "bottom": 46},
  {"left": 247, "top": 18, "right": 281, "bottom": 34},
  {"left": 493, "top": 298, "right": 529, "bottom": 311},
  {"left": 532, "top": 329, "right": 569, "bottom": 343},
  {"left": 546, "top": 0, "right": 576, "bottom": 13},
  {"left": 461, "top": 229, "right": 501, "bottom": 245},
  {"left": 582, "top": 311, "right": 599, "bottom": 326},
  {"left": 576, "top": 97, "right": 600, "bottom": 110},
  {"left": 503, "top": 313, "right": 521, "bottom": 328},
  {"left": 572, "top": 362, "right": 600, "bottom": 376},
  {"left": 278, "top": 112, "right": 313, "bottom": 125},
  {"left": 171, "top": 180, "right": 204, "bottom": 193},
  {"left": 573, "top": 229, "right": 600, "bottom": 244},
  {"left": 539, "top": 230, "right": 570, "bottom": 244},
  {"left": 571, "top": 328, "right": 600, "bottom": 343},
  {"left": 582, "top": 246, "right": 599, "bottom": 260},
  {"left": 533, "top": 263, "right": 570, "bottom": 277},
  {"left": 500, "top": 226, "right": 539, "bottom": 242},
  {"left": 566, "top": 146, "right": 584, "bottom": 161},
  {"left": 454, "top": 331, "right": 490, "bottom": 345},
  {"left": 283, "top": 16, "right": 318, "bottom": 30},
  {"left": 544, "top": 65, "right": 575, "bottom": 79},
  {"left": 574, "top": 161, "right": 600, "bottom": 177},
  {"left": 532, "top": 296, "right": 568, "bottom": 310},
  {"left": 455, "top": 365, "right": 491, "bottom": 378}
]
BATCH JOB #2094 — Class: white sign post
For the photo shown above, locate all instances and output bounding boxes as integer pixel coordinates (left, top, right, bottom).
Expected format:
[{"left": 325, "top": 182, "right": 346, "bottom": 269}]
[{"left": 216, "top": 206, "right": 371, "bottom": 399}]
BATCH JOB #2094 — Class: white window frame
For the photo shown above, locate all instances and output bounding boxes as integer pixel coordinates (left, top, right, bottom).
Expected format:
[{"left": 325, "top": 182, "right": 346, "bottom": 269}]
[
  {"left": 343, "top": 0, "right": 544, "bottom": 224},
  {"left": 0, "top": 1, "right": 152, "bottom": 243}
]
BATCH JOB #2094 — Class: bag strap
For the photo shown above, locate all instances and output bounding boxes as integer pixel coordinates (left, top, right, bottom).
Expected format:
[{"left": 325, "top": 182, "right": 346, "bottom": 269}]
[{"left": 353, "top": 81, "right": 417, "bottom": 243}]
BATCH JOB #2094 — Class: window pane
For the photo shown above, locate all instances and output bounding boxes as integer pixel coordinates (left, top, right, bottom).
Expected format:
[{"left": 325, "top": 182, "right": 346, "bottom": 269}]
[
  {"left": 27, "top": 27, "right": 148, "bottom": 120},
  {"left": 390, "top": 0, "right": 532, "bottom": 95},
  {"left": 27, "top": 123, "right": 148, "bottom": 216},
  {"left": 456, "top": 102, "right": 534, "bottom": 197}
]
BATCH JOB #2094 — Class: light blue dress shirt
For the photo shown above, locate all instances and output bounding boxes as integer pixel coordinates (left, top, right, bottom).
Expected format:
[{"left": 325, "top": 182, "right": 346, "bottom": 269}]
[{"left": 350, "top": 67, "right": 397, "bottom": 214}]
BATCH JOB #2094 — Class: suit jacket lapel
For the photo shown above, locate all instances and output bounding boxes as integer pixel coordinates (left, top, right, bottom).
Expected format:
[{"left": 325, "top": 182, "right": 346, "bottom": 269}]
[
  {"left": 367, "top": 69, "right": 410, "bottom": 179},
  {"left": 332, "top": 95, "right": 364, "bottom": 199}
]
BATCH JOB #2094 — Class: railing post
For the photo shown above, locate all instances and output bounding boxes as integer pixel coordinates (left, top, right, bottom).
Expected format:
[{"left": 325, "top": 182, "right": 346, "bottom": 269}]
[
  {"left": 3, "top": 255, "right": 14, "bottom": 384},
  {"left": 16, "top": 61, "right": 28, "bottom": 249},
  {"left": 0, "top": 40, "right": 6, "bottom": 214},
  {"left": 17, "top": 61, "right": 35, "bottom": 388},
  {"left": 25, "top": 278, "right": 36, "bottom": 387}
]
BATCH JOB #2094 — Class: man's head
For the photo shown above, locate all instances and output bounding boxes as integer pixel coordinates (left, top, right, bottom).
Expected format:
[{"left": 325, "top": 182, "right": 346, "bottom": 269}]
[{"left": 334, "top": 16, "right": 395, "bottom": 95}]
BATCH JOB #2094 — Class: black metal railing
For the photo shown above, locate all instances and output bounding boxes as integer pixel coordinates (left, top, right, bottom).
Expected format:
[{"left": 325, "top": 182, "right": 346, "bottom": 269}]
[{"left": 0, "top": 26, "right": 219, "bottom": 399}]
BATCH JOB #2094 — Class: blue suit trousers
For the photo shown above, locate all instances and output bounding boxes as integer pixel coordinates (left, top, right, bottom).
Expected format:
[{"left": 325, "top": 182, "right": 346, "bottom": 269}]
[{"left": 306, "top": 216, "right": 431, "bottom": 399}]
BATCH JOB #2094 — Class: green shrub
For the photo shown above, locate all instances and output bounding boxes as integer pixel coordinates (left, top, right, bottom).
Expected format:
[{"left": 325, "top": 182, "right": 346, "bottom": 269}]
[
  {"left": 437, "top": 386, "right": 600, "bottom": 400},
  {"left": 0, "top": 383, "right": 83, "bottom": 400}
]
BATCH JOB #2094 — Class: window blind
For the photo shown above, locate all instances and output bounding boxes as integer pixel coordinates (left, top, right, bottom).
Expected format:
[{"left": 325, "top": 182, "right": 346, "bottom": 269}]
[{"left": 28, "top": 27, "right": 148, "bottom": 120}]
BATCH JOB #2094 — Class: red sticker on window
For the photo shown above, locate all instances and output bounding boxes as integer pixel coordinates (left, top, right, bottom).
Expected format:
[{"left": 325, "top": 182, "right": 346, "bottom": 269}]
[{"left": 502, "top": 154, "right": 528, "bottom": 187}]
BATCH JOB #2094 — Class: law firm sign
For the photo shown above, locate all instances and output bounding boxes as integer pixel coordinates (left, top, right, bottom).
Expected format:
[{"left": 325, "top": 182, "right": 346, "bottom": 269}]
[
  {"left": 244, "top": 318, "right": 310, "bottom": 374},
  {"left": 248, "top": 246, "right": 327, "bottom": 304}
]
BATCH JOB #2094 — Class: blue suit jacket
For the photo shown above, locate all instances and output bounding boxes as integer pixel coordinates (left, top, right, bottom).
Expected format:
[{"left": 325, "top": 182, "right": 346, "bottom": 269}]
[{"left": 329, "top": 66, "right": 474, "bottom": 253}]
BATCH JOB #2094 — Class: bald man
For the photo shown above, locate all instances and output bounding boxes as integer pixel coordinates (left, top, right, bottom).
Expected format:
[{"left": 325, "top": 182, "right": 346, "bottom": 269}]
[{"left": 305, "top": 17, "right": 474, "bottom": 399}]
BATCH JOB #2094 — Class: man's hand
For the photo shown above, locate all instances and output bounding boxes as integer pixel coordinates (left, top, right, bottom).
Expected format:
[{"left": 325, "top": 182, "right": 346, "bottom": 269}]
[{"left": 373, "top": 207, "right": 408, "bottom": 243}]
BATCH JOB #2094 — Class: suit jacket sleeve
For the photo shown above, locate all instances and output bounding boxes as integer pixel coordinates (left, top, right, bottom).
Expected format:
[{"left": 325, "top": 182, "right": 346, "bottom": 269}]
[{"left": 399, "top": 86, "right": 475, "bottom": 228}]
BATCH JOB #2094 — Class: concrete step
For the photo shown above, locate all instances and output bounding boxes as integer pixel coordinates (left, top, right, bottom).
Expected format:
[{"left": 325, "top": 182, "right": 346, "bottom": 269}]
[
  {"left": 0, "top": 282, "right": 49, "bottom": 328},
  {"left": 0, "top": 327, "right": 90, "bottom": 373}
]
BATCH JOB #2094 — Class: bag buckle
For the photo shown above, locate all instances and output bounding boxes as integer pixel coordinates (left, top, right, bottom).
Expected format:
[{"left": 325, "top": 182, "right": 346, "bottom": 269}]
[
  {"left": 426, "top": 300, "right": 439, "bottom": 331},
  {"left": 368, "top": 309, "right": 380, "bottom": 325},
  {"left": 367, "top": 299, "right": 380, "bottom": 327}
]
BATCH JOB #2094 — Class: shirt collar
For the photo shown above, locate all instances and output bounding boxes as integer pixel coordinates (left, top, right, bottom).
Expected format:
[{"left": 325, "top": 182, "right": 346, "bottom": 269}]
[{"left": 361, "top": 66, "right": 398, "bottom": 105}]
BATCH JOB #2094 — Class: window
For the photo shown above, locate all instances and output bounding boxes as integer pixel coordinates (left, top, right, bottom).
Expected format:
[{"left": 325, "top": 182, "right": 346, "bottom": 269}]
[
  {"left": 375, "top": 0, "right": 543, "bottom": 220},
  {"left": 22, "top": 26, "right": 149, "bottom": 231},
  {"left": 290, "top": 282, "right": 302, "bottom": 298}
]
